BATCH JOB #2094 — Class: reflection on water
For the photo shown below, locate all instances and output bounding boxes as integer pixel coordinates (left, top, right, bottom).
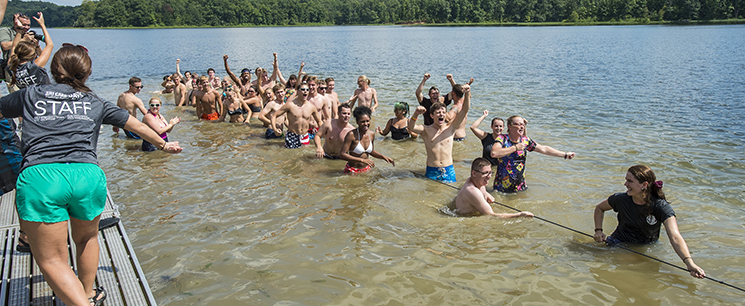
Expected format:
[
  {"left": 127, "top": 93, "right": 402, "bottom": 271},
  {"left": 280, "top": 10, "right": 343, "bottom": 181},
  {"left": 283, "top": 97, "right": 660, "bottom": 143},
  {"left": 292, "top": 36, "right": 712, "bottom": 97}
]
[{"left": 24, "top": 25, "right": 745, "bottom": 304}]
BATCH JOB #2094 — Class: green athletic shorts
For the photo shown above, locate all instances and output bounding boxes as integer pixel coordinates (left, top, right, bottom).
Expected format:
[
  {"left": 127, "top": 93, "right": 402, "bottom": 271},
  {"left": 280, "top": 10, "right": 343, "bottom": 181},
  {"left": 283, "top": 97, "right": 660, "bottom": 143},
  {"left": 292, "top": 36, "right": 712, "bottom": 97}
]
[{"left": 16, "top": 163, "right": 107, "bottom": 223}]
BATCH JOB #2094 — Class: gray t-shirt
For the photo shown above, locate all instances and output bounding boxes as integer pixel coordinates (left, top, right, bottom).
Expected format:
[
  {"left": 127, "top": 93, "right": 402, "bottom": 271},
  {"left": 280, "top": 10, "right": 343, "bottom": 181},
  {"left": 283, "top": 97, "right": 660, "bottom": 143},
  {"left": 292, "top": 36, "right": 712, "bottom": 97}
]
[
  {"left": 0, "top": 83, "right": 130, "bottom": 171},
  {"left": 0, "top": 27, "right": 17, "bottom": 60},
  {"left": 14, "top": 61, "right": 50, "bottom": 88}
]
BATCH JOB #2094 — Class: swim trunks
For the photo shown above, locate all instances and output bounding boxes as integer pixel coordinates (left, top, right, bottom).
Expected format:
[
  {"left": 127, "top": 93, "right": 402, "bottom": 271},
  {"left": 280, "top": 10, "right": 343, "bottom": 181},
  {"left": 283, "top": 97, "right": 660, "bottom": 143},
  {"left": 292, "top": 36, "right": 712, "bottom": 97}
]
[
  {"left": 265, "top": 128, "right": 283, "bottom": 139},
  {"left": 200, "top": 112, "right": 219, "bottom": 121},
  {"left": 285, "top": 131, "right": 309, "bottom": 148},
  {"left": 123, "top": 129, "right": 141, "bottom": 139},
  {"left": 344, "top": 163, "right": 371, "bottom": 174},
  {"left": 425, "top": 165, "right": 456, "bottom": 183},
  {"left": 454, "top": 137, "right": 466, "bottom": 142},
  {"left": 16, "top": 163, "right": 107, "bottom": 223},
  {"left": 308, "top": 126, "right": 319, "bottom": 140},
  {"left": 323, "top": 153, "right": 340, "bottom": 160},
  {"left": 142, "top": 136, "right": 168, "bottom": 152}
]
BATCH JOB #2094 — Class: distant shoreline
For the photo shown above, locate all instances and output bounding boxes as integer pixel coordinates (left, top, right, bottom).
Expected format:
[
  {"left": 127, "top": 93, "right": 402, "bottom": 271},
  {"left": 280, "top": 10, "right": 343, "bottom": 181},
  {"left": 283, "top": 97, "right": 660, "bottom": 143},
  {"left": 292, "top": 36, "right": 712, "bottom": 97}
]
[{"left": 53, "top": 19, "right": 745, "bottom": 30}]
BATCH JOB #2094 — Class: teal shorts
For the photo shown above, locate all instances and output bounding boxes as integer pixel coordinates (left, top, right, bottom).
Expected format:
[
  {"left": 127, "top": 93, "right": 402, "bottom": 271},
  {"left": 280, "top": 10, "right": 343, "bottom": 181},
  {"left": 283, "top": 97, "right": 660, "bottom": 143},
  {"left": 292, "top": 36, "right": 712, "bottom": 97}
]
[{"left": 16, "top": 163, "right": 107, "bottom": 223}]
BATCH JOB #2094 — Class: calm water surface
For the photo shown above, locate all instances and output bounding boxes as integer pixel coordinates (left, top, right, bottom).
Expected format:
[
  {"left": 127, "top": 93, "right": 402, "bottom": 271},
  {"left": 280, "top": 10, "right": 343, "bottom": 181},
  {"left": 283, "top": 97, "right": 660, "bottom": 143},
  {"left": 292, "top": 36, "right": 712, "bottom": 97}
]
[{"left": 19, "top": 25, "right": 745, "bottom": 305}]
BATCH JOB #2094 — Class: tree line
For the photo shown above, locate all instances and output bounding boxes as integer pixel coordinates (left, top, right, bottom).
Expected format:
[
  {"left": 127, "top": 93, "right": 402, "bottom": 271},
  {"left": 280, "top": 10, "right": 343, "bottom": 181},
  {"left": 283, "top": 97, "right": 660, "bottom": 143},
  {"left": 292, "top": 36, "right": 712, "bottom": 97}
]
[{"left": 2, "top": 0, "right": 743, "bottom": 28}]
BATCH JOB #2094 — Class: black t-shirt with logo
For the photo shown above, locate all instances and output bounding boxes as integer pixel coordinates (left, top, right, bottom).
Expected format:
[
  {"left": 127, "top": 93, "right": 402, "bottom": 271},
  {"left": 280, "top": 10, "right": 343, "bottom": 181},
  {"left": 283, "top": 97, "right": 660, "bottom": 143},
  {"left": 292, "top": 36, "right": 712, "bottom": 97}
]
[{"left": 607, "top": 192, "right": 675, "bottom": 244}]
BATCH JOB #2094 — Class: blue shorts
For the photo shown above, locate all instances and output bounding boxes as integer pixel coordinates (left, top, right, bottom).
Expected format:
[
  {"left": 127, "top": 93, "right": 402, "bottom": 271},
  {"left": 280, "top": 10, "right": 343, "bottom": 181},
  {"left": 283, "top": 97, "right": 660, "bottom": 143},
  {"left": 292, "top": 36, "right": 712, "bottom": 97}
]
[
  {"left": 605, "top": 235, "right": 622, "bottom": 246},
  {"left": 265, "top": 128, "right": 282, "bottom": 139},
  {"left": 16, "top": 163, "right": 107, "bottom": 223},
  {"left": 124, "top": 129, "right": 141, "bottom": 139},
  {"left": 426, "top": 165, "right": 456, "bottom": 183},
  {"left": 454, "top": 137, "right": 466, "bottom": 142}
]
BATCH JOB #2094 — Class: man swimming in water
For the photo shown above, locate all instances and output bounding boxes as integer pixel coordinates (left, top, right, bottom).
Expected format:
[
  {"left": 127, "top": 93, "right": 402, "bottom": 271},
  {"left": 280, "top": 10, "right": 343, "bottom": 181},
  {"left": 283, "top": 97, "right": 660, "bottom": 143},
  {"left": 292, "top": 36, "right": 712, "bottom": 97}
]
[
  {"left": 314, "top": 104, "right": 354, "bottom": 159},
  {"left": 408, "top": 84, "right": 471, "bottom": 183},
  {"left": 451, "top": 157, "right": 535, "bottom": 218},
  {"left": 115, "top": 77, "right": 147, "bottom": 138},
  {"left": 270, "top": 82, "right": 323, "bottom": 148}
]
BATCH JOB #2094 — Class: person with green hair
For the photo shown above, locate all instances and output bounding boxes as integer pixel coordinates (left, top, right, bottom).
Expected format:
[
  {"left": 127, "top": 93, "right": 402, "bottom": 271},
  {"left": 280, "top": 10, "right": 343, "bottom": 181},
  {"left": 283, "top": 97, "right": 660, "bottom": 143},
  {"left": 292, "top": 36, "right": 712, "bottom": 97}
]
[{"left": 376, "top": 101, "right": 417, "bottom": 140}]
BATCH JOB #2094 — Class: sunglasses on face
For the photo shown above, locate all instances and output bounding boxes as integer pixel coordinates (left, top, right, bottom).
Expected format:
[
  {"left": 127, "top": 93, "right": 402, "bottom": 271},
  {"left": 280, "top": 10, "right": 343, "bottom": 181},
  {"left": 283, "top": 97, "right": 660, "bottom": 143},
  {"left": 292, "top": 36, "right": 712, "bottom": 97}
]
[
  {"left": 150, "top": 103, "right": 161, "bottom": 107},
  {"left": 474, "top": 169, "right": 492, "bottom": 176},
  {"left": 62, "top": 43, "right": 89, "bottom": 53},
  {"left": 299, "top": 88, "right": 310, "bottom": 92},
  {"left": 319, "top": 87, "right": 327, "bottom": 90},
  {"left": 134, "top": 85, "right": 144, "bottom": 89}
]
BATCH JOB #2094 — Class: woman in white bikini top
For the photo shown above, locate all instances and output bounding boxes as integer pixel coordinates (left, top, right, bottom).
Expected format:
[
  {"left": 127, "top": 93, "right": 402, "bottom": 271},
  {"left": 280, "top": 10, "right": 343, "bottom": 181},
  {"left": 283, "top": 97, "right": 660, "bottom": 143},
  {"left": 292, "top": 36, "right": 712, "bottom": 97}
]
[{"left": 340, "top": 106, "right": 394, "bottom": 174}]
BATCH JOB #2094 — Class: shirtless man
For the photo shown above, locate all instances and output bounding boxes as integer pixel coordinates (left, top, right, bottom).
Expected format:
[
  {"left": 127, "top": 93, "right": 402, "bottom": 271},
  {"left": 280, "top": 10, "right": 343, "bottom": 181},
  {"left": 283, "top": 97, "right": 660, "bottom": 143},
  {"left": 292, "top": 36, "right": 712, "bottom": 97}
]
[
  {"left": 415, "top": 73, "right": 451, "bottom": 126},
  {"left": 314, "top": 104, "right": 354, "bottom": 159},
  {"left": 193, "top": 76, "right": 223, "bottom": 121},
  {"left": 172, "top": 73, "right": 188, "bottom": 106},
  {"left": 451, "top": 157, "right": 535, "bottom": 218},
  {"left": 270, "top": 83, "right": 323, "bottom": 149},
  {"left": 445, "top": 83, "right": 468, "bottom": 141},
  {"left": 207, "top": 68, "right": 221, "bottom": 89},
  {"left": 408, "top": 84, "right": 471, "bottom": 183},
  {"left": 258, "top": 83, "right": 288, "bottom": 139},
  {"left": 306, "top": 76, "right": 331, "bottom": 123},
  {"left": 115, "top": 77, "right": 147, "bottom": 139},
  {"left": 345, "top": 75, "right": 378, "bottom": 112},
  {"left": 325, "top": 77, "right": 340, "bottom": 119},
  {"left": 223, "top": 54, "right": 252, "bottom": 96}
]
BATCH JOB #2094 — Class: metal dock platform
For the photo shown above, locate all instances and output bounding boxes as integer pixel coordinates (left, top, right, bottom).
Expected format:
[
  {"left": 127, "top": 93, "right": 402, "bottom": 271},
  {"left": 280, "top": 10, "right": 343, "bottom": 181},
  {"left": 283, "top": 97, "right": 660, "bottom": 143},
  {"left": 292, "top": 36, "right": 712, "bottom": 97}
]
[{"left": 0, "top": 189, "right": 158, "bottom": 305}]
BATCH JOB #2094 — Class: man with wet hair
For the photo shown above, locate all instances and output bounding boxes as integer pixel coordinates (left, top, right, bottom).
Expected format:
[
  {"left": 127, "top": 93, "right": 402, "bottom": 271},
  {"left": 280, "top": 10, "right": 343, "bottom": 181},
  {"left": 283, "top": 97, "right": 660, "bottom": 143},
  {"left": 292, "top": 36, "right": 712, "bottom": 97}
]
[
  {"left": 115, "top": 77, "right": 147, "bottom": 138},
  {"left": 451, "top": 157, "right": 535, "bottom": 218}
]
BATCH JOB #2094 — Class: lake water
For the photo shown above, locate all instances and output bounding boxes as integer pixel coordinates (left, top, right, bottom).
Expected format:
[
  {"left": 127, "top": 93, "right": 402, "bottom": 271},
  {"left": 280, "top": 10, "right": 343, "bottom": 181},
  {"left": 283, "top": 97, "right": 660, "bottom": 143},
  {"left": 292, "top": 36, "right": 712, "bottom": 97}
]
[{"left": 16, "top": 25, "right": 745, "bottom": 305}]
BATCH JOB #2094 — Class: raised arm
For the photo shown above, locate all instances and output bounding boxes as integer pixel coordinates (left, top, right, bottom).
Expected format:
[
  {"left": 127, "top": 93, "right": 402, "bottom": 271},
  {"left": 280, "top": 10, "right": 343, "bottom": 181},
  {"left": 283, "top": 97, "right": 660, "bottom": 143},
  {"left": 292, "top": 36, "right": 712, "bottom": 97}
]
[
  {"left": 0, "top": 1, "right": 7, "bottom": 25},
  {"left": 663, "top": 217, "right": 706, "bottom": 278},
  {"left": 145, "top": 114, "right": 180, "bottom": 135},
  {"left": 31, "top": 13, "right": 53, "bottom": 67},
  {"left": 408, "top": 106, "right": 426, "bottom": 135},
  {"left": 176, "top": 59, "right": 183, "bottom": 78},
  {"left": 415, "top": 73, "right": 430, "bottom": 104},
  {"left": 446, "top": 74, "right": 455, "bottom": 87},
  {"left": 449, "top": 84, "right": 470, "bottom": 131},
  {"left": 470, "top": 110, "right": 489, "bottom": 140},
  {"left": 533, "top": 143, "right": 576, "bottom": 160},
  {"left": 297, "top": 61, "right": 305, "bottom": 80},
  {"left": 269, "top": 53, "right": 279, "bottom": 82},
  {"left": 223, "top": 55, "right": 242, "bottom": 86}
]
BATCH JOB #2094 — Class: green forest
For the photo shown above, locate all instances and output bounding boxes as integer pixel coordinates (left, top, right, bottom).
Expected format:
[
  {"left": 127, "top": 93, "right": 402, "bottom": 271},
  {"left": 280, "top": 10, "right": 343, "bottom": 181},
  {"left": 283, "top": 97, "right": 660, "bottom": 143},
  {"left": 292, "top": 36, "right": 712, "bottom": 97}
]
[{"left": 1, "top": 0, "right": 743, "bottom": 28}]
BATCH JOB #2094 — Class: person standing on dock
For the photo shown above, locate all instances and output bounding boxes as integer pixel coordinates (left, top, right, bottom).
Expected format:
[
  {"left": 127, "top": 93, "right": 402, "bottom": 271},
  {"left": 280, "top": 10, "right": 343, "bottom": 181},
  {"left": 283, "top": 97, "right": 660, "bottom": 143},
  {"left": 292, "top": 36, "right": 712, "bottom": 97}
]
[
  {"left": 0, "top": 43, "right": 182, "bottom": 306},
  {"left": 114, "top": 77, "right": 147, "bottom": 138},
  {"left": 593, "top": 165, "right": 705, "bottom": 279},
  {"left": 451, "top": 157, "right": 534, "bottom": 218},
  {"left": 490, "top": 115, "right": 575, "bottom": 192},
  {"left": 408, "top": 84, "right": 471, "bottom": 183}
]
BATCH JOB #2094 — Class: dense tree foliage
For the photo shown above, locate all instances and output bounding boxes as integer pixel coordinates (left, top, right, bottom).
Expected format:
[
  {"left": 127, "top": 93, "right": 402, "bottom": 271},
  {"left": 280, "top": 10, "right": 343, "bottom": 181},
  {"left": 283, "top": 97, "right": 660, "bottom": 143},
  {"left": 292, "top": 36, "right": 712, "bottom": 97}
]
[
  {"left": 1, "top": 0, "right": 79, "bottom": 27},
  {"left": 2, "top": 0, "right": 744, "bottom": 28}
]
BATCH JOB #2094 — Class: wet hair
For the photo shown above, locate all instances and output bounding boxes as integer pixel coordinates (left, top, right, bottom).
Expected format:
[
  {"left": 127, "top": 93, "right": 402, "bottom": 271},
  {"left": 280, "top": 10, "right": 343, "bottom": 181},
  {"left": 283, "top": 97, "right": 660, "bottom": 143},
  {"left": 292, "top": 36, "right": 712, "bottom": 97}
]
[
  {"left": 184, "top": 71, "right": 191, "bottom": 77},
  {"left": 358, "top": 75, "right": 371, "bottom": 85},
  {"left": 324, "top": 77, "right": 334, "bottom": 84},
  {"left": 8, "top": 41, "right": 37, "bottom": 86},
  {"left": 430, "top": 102, "right": 447, "bottom": 114},
  {"left": 129, "top": 76, "right": 141, "bottom": 86},
  {"left": 491, "top": 117, "right": 504, "bottom": 127},
  {"left": 452, "top": 84, "right": 464, "bottom": 98},
  {"left": 338, "top": 103, "right": 351, "bottom": 114},
  {"left": 628, "top": 165, "right": 666, "bottom": 206},
  {"left": 428, "top": 86, "right": 439, "bottom": 94},
  {"left": 50, "top": 45, "right": 92, "bottom": 92},
  {"left": 207, "top": 68, "right": 215, "bottom": 73},
  {"left": 393, "top": 102, "right": 409, "bottom": 116},
  {"left": 471, "top": 157, "right": 491, "bottom": 172},
  {"left": 353, "top": 106, "right": 372, "bottom": 121}
]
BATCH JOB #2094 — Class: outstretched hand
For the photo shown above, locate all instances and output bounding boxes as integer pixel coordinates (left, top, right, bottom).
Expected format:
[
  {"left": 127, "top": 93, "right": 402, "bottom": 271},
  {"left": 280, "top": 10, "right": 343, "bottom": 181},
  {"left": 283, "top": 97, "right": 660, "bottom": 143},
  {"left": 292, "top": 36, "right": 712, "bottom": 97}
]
[
  {"left": 482, "top": 110, "right": 489, "bottom": 116},
  {"left": 223, "top": 54, "right": 229, "bottom": 61},
  {"left": 32, "top": 12, "right": 45, "bottom": 27},
  {"left": 162, "top": 141, "right": 183, "bottom": 153}
]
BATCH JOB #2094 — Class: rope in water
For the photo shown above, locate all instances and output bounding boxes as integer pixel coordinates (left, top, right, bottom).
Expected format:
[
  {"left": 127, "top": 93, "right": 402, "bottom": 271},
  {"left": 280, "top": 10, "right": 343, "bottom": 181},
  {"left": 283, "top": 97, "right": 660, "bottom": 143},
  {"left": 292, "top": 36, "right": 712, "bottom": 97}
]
[{"left": 411, "top": 170, "right": 745, "bottom": 293}]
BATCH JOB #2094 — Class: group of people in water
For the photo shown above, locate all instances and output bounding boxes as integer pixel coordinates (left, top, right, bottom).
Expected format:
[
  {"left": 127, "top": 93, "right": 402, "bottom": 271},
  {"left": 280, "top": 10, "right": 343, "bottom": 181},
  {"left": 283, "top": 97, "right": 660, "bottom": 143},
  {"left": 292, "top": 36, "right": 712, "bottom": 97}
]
[{"left": 0, "top": 4, "right": 706, "bottom": 305}]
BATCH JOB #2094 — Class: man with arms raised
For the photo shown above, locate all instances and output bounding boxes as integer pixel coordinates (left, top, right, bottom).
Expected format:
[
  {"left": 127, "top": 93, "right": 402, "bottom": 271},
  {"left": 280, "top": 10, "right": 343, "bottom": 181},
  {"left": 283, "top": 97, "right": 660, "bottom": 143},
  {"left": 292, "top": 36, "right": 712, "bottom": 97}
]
[
  {"left": 271, "top": 83, "right": 323, "bottom": 149},
  {"left": 408, "top": 84, "right": 471, "bottom": 183},
  {"left": 314, "top": 104, "right": 354, "bottom": 159},
  {"left": 115, "top": 77, "right": 147, "bottom": 138},
  {"left": 193, "top": 76, "right": 222, "bottom": 121},
  {"left": 451, "top": 157, "right": 535, "bottom": 218},
  {"left": 415, "top": 73, "right": 450, "bottom": 126},
  {"left": 325, "top": 77, "right": 340, "bottom": 119},
  {"left": 445, "top": 83, "right": 468, "bottom": 141}
]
